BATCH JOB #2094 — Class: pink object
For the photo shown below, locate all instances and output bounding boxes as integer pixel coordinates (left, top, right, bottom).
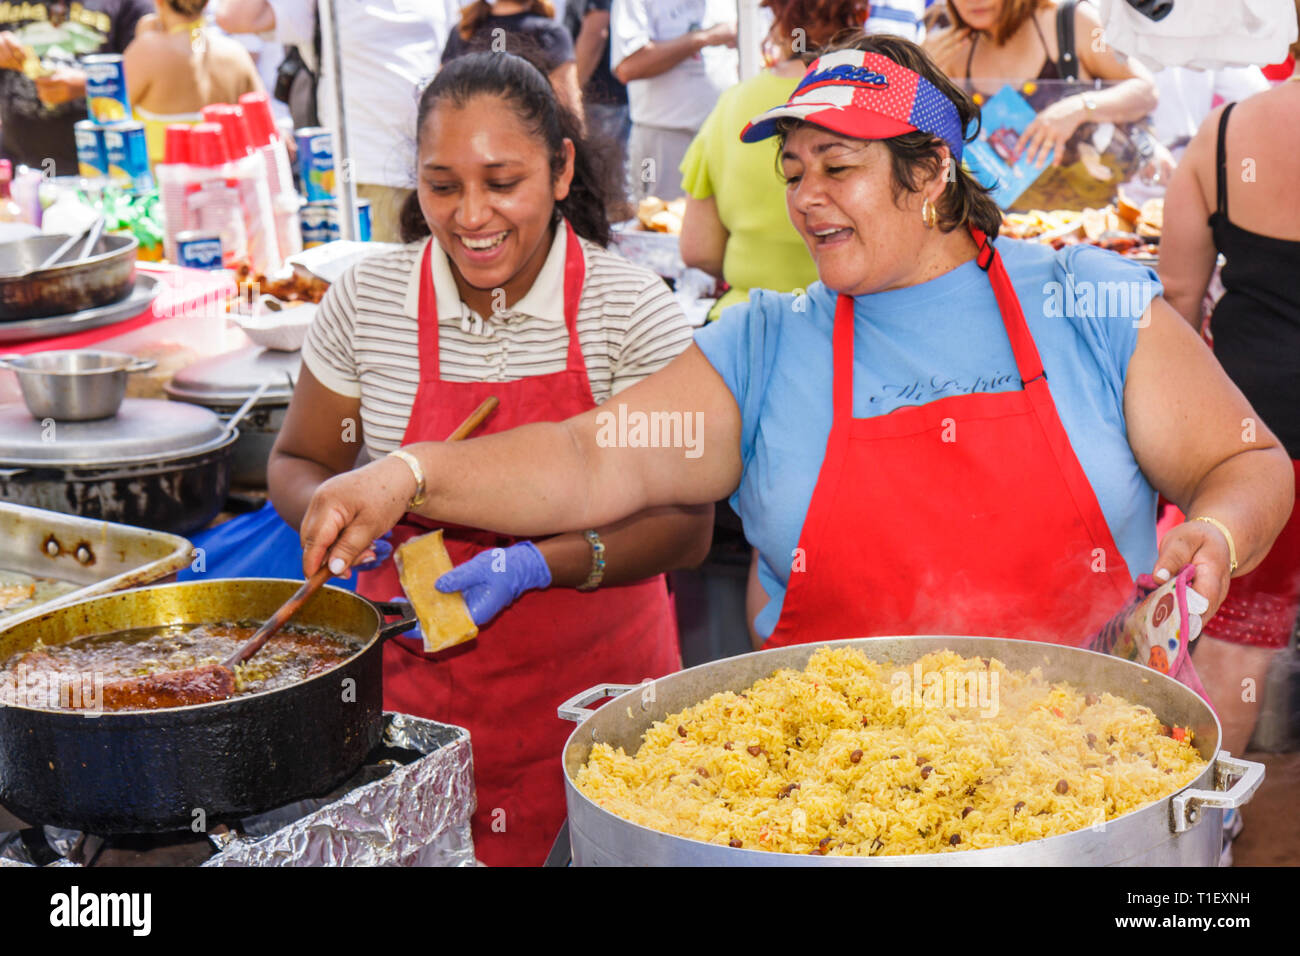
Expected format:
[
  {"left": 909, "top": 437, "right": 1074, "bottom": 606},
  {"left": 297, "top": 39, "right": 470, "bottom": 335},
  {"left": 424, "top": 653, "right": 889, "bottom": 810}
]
[
  {"left": 1089, "top": 565, "right": 1215, "bottom": 709},
  {"left": 163, "top": 125, "right": 193, "bottom": 165},
  {"left": 238, "top": 92, "right": 279, "bottom": 147}
]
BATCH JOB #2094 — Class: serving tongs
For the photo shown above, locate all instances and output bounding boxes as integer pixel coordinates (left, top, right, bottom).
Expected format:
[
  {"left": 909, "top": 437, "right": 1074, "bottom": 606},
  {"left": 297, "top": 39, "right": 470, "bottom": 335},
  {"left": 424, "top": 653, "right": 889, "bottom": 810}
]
[{"left": 100, "top": 396, "right": 499, "bottom": 710}]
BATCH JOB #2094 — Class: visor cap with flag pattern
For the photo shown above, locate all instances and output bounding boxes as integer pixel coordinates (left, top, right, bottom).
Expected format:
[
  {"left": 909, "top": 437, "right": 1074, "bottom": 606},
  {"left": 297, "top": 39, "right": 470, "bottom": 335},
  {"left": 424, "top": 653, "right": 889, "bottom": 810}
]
[{"left": 740, "top": 50, "right": 966, "bottom": 162}]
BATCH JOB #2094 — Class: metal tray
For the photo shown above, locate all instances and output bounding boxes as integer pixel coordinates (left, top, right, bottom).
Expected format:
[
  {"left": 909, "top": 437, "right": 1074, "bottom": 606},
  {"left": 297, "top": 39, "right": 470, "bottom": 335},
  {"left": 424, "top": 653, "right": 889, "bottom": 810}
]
[
  {"left": 0, "top": 274, "right": 161, "bottom": 345},
  {"left": 0, "top": 501, "right": 191, "bottom": 630}
]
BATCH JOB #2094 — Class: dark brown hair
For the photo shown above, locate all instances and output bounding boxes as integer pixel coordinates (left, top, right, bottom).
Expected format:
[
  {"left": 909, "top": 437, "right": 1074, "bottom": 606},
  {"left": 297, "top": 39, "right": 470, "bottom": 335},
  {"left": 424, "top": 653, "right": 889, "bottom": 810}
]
[
  {"left": 945, "top": 0, "right": 1050, "bottom": 46},
  {"left": 399, "top": 51, "right": 614, "bottom": 246},
  {"left": 459, "top": 0, "right": 555, "bottom": 41},
  {"left": 776, "top": 32, "right": 1001, "bottom": 238}
]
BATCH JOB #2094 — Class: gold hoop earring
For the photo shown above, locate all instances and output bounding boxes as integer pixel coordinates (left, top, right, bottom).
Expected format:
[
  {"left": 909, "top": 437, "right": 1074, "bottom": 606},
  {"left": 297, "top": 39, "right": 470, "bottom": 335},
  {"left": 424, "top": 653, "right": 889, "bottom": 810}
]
[{"left": 921, "top": 198, "right": 938, "bottom": 229}]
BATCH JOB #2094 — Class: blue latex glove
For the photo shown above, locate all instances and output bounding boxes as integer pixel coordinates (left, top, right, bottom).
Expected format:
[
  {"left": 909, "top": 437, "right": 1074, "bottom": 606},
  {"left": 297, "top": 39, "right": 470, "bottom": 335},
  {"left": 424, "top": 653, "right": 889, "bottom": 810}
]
[
  {"left": 352, "top": 533, "right": 393, "bottom": 573},
  {"left": 434, "top": 541, "right": 552, "bottom": 627}
]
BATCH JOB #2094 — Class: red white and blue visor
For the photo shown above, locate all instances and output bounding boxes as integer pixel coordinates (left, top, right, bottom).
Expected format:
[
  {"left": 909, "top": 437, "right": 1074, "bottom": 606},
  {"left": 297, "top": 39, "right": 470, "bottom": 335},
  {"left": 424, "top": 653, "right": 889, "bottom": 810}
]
[{"left": 740, "top": 50, "right": 965, "bottom": 162}]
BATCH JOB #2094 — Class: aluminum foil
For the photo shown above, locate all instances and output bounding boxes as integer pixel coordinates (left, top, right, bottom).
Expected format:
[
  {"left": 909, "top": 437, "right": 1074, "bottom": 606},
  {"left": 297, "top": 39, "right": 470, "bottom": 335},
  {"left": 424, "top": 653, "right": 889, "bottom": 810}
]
[
  {"left": 205, "top": 713, "right": 477, "bottom": 866},
  {"left": 0, "top": 712, "right": 477, "bottom": 867}
]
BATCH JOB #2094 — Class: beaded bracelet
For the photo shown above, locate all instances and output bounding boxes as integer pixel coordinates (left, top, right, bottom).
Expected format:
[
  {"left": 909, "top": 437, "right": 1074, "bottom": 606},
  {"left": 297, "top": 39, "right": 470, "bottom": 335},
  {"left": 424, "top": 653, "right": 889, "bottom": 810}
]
[{"left": 576, "top": 529, "right": 606, "bottom": 592}]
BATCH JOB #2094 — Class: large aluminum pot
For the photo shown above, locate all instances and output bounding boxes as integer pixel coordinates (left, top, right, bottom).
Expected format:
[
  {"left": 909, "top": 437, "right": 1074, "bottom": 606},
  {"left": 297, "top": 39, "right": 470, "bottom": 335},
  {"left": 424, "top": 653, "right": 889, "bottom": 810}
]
[
  {"left": 559, "top": 636, "right": 1265, "bottom": 866},
  {"left": 0, "top": 578, "right": 416, "bottom": 833}
]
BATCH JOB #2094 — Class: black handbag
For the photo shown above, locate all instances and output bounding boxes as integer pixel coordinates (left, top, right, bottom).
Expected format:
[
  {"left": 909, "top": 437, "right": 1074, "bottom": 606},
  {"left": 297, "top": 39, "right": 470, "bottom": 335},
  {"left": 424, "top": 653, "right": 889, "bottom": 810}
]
[{"left": 1125, "top": 0, "right": 1174, "bottom": 22}]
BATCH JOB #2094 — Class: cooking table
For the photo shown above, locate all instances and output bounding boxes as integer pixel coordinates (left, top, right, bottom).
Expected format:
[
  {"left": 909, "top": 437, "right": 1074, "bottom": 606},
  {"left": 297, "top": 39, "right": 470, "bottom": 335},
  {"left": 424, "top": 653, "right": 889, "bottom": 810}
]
[{"left": 0, "top": 264, "right": 245, "bottom": 405}]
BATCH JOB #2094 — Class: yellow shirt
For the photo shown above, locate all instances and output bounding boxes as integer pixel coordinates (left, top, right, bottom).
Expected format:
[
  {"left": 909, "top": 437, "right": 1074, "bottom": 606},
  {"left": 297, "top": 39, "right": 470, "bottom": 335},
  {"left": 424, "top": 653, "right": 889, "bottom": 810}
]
[
  {"left": 135, "top": 106, "right": 203, "bottom": 165},
  {"left": 679, "top": 71, "right": 818, "bottom": 319}
]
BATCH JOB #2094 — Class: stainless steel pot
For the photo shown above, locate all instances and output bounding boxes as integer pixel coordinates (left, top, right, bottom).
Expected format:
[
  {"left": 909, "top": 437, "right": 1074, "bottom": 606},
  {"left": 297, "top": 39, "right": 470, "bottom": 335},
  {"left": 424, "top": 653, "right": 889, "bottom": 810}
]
[
  {"left": 0, "top": 350, "right": 157, "bottom": 421},
  {"left": 0, "top": 389, "right": 262, "bottom": 535},
  {"left": 559, "top": 636, "right": 1265, "bottom": 867},
  {"left": 164, "top": 346, "right": 299, "bottom": 488}
]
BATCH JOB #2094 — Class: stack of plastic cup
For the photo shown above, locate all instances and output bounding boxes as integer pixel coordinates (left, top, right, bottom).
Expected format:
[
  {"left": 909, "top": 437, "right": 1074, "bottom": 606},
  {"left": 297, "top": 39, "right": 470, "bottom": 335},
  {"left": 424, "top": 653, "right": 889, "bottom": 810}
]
[
  {"left": 199, "top": 103, "right": 277, "bottom": 272},
  {"left": 240, "top": 91, "right": 302, "bottom": 261},
  {"left": 158, "top": 125, "right": 194, "bottom": 250},
  {"left": 185, "top": 121, "right": 248, "bottom": 267}
]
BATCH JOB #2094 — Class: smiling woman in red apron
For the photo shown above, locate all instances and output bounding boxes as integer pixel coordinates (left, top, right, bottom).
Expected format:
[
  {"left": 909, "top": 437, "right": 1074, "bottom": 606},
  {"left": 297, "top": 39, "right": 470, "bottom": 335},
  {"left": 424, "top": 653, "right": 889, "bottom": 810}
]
[
  {"left": 269, "top": 52, "right": 712, "bottom": 865},
  {"left": 300, "top": 37, "right": 1294, "bottom": 779}
]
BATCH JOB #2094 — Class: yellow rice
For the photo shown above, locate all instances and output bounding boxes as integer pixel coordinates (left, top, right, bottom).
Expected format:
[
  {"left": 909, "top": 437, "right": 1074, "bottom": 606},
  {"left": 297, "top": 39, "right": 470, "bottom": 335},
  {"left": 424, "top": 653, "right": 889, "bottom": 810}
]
[{"left": 575, "top": 648, "right": 1207, "bottom": 856}]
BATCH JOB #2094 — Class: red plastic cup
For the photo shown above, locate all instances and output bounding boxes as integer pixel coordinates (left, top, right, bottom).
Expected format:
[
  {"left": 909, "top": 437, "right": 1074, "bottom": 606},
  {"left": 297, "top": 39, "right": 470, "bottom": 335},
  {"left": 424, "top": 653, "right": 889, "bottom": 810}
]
[
  {"left": 189, "top": 122, "right": 230, "bottom": 167},
  {"left": 163, "top": 124, "right": 193, "bottom": 165},
  {"left": 238, "top": 92, "right": 279, "bottom": 147},
  {"left": 201, "top": 104, "right": 252, "bottom": 159}
]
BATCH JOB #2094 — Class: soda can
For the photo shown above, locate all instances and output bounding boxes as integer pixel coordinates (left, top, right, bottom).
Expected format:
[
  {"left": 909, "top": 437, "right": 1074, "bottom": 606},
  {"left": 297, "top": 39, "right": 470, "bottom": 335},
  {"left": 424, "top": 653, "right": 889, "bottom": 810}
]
[
  {"left": 82, "top": 54, "right": 131, "bottom": 123},
  {"left": 102, "top": 121, "right": 154, "bottom": 193},
  {"left": 294, "top": 126, "right": 335, "bottom": 201},
  {"left": 176, "top": 231, "right": 224, "bottom": 270},
  {"left": 300, "top": 200, "right": 335, "bottom": 248},
  {"left": 73, "top": 120, "right": 107, "bottom": 180},
  {"left": 300, "top": 198, "right": 371, "bottom": 247}
]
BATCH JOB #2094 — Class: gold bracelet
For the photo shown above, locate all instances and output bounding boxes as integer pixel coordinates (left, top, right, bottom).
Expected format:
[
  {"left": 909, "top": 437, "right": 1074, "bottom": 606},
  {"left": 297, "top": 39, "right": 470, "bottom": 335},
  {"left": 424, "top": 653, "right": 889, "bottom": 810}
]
[
  {"left": 1192, "top": 516, "right": 1238, "bottom": 573},
  {"left": 388, "top": 448, "right": 427, "bottom": 508}
]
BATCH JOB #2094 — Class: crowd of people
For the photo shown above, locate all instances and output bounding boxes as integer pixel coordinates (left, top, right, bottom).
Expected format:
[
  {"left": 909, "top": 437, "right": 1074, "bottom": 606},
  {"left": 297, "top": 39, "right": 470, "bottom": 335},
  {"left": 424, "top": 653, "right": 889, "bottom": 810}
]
[{"left": 0, "top": 0, "right": 1295, "bottom": 867}]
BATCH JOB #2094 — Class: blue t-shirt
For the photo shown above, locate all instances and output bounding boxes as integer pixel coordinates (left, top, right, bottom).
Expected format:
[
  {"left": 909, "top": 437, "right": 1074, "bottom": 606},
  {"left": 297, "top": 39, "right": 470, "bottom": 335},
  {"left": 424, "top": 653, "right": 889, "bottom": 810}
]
[{"left": 694, "top": 238, "right": 1163, "bottom": 640}]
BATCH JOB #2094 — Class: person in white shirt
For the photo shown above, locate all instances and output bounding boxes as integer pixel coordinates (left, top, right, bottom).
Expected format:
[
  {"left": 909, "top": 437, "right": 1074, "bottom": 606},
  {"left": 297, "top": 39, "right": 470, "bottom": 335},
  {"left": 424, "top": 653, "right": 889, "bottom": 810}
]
[
  {"left": 610, "top": 0, "right": 738, "bottom": 200},
  {"left": 215, "top": 0, "right": 462, "bottom": 242},
  {"left": 863, "top": 0, "right": 928, "bottom": 41}
]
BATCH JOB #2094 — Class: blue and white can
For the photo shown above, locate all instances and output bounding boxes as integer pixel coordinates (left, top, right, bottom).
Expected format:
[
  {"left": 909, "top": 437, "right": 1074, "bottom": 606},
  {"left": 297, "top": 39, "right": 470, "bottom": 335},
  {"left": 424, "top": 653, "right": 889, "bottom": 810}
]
[
  {"left": 177, "top": 231, "right": 224, "bottom": 270},
  {"left": 74, "top": 120, "right": 107, "bottom": 180},
  {"left": 82, "top": 54, "right": 131, "bottom": 123},
  {"left": 300, "top": 199, "right": 371, "bottom": 247},
  {"left": 102, "top": 121, "right": 154, "bottom": 193},
  {"left": 294, "top": 126, "right": 335, "bottom": 201}
]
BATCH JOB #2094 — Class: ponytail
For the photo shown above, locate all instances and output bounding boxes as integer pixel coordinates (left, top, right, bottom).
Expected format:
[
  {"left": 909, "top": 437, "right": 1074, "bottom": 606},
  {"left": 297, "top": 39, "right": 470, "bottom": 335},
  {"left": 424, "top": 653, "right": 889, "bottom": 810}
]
[{"left": 400, "top": 51, "right": 614, "bottom": 247}]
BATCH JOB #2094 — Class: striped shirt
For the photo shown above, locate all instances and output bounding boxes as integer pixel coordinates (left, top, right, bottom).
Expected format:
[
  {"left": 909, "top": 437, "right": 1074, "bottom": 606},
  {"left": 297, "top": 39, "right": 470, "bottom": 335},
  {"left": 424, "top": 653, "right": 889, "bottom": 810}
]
[{"left": 302, "top": 222, "right": 694, "bottom": 459}]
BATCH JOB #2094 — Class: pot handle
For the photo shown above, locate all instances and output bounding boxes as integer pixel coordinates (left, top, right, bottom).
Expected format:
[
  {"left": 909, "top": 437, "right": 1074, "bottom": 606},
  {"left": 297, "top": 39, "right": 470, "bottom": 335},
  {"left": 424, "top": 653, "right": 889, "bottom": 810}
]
[
  {"left": 1170, "top": 752, "right": 1265, "bottom": 833},
  {"left": 223, "top": 378, "right": 273, "bottom": 437},
  {"left": 125, "top": 358, "right": 157, "bottom": 373},
  {"left": 557, "top": 683, "right": 640, "bottom": 723},
  {"left": 374, "top": 599, "right": 418, "bottom": 642}
]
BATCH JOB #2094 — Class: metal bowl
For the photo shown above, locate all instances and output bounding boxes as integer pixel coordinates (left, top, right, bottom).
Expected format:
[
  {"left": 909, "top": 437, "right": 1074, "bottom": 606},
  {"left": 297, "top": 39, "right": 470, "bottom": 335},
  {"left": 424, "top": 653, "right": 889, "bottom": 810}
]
[
  {"left": 0, "top": 232, "right": 138, "bottom": 321},
  {"left": 0, "top": 350, "right": 157, "bottom": 421}
]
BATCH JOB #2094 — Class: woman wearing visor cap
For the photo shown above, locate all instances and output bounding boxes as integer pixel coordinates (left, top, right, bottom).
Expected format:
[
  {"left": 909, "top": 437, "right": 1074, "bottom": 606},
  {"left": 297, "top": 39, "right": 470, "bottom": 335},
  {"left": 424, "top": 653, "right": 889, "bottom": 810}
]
[{"left": 299, "top": 35, "right": 1291, "bottom": 669}]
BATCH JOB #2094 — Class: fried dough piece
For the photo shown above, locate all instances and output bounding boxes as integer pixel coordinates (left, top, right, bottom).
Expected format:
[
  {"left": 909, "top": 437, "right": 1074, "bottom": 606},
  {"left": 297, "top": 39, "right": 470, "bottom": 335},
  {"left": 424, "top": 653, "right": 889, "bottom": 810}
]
[{"left": 395, "top": 529, "right": 478, "bottom": 653}]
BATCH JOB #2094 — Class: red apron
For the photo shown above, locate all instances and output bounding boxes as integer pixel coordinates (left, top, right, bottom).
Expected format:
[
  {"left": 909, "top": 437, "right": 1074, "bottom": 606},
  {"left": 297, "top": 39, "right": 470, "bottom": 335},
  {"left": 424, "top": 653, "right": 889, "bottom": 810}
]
[
  {"left": 767, "top": 229, "right": 1136, "bottom": 648},
  {"left": 357, "top": 228, "right": 681, "bottom": 866}
]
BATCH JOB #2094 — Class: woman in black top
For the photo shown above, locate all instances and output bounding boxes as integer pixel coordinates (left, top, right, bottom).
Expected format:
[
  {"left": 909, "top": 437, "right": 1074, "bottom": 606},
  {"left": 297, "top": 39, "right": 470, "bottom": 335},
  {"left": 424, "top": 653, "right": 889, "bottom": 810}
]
[
  {"left": 1160, "top": 54, "right": 1300, "bottom": 759},
  {"left": 924, "top": 0, "right": 1156, "bottom": 168},
  {"left": 443, "top": 1, "right": 581, "bottom": 119}
]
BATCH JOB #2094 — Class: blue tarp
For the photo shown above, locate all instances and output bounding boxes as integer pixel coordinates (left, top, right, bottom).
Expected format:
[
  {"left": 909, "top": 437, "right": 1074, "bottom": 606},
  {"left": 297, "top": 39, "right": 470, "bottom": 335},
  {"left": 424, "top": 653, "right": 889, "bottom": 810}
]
[{"left": 177, "top": 501, "right": 359, "bottom": 590}]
